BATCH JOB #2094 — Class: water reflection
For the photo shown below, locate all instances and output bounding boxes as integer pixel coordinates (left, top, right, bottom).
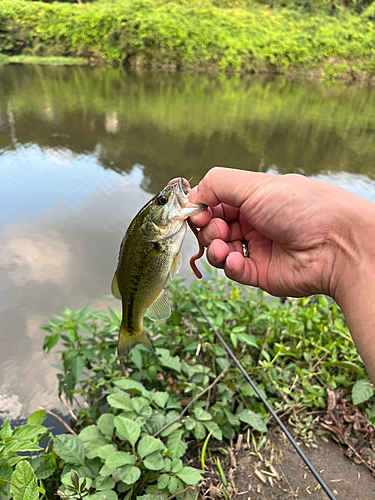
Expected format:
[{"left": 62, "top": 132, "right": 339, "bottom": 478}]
[{"left": 0, "top": 66, "right": 375, "bottom": 423}]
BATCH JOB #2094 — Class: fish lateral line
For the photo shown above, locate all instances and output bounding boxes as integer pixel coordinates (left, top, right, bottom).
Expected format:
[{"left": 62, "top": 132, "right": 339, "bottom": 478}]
[{"left": 187, "top": 218, "right": 204, "bottom": 279}]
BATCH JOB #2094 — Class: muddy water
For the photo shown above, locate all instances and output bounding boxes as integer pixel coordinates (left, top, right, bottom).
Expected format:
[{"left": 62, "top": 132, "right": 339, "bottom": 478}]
[{"left": 0, "top": 65, "right": 375, "bottom": 423}]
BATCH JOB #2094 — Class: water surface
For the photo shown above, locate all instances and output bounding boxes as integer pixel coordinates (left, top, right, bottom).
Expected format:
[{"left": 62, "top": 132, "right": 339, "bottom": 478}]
[{"left": 1, "top": 65, "right": 375, "bottom": 423}]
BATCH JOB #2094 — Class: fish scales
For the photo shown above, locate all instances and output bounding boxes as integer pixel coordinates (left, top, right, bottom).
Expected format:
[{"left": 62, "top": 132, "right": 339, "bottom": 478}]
[{"left": 112, "top": 178, "right": 206, "bottom": 356}]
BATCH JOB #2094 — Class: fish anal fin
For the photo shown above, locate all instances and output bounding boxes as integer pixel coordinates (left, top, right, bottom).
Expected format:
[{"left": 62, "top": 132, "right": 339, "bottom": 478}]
[
  {"left": 111, "top": 272, "right": 122, "bottom": 300},
  {"left": 118, "top": 322, "right": 155, "bottom": 357},
  {"left": 146, "top": 289, "right": 171, "bottom": 321},
  {"left": 170, "top": 251, "right": 182, "bottom": 281}
]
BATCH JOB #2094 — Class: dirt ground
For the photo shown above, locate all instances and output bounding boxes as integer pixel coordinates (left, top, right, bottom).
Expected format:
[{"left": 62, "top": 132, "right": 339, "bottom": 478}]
[
  {"left": 198, "top": 426, "right": 375, "bottom": 500},
  {"left": 229, "top": 430, "right": 375, "bottom": 500}
]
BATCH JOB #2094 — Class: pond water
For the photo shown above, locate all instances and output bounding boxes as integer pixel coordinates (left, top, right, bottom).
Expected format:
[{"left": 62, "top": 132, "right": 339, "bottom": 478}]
[{"left": 1, "top": 65, "right": 375, "bottom": 425}]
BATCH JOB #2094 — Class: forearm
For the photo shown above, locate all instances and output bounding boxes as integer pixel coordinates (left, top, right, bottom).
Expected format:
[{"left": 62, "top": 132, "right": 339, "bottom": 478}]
[{"left": 332, "top": 196, "right": 375, "bottom": 384}]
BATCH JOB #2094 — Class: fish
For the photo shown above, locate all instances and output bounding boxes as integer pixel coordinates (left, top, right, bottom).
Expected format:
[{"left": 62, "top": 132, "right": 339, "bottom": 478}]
[{"left": 111, "top": 177, "right": 207, "bottom": 356}]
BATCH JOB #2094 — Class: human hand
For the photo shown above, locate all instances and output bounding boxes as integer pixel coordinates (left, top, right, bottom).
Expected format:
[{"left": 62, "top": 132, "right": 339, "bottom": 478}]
[
  {"left": 189, "top": 167, "right": 365, "bottom": 301},
  {"left": 189, "top": 167, "right": 375, "bottom": 383}
]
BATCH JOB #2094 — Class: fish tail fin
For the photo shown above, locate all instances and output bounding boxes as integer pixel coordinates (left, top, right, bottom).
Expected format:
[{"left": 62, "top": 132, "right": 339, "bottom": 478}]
[{"left": 117, "top": 322, "right": 155, "bottom": 358}]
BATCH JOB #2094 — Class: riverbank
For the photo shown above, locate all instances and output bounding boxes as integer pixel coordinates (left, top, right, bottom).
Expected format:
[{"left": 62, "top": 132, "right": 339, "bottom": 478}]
[{"left": 1, "top": 0, "right": 375, "bottom": 81}]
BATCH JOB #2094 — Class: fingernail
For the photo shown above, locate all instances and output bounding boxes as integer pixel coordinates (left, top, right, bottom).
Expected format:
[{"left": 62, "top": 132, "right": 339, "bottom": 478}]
[
  {"left": 226, "top": 254, "right": 234, "bottom": 271},
  {"left": 188, "top": 186, "right": 198, "bottom": 201}
]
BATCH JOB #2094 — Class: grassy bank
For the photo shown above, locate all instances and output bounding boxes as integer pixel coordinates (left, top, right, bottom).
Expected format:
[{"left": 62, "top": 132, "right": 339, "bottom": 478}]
[
  {"left": 1, "top": 0, "right": 375, "bottom": 80},
  {"left": 0, "top": 54, "right": 89, "bottom": 65}
]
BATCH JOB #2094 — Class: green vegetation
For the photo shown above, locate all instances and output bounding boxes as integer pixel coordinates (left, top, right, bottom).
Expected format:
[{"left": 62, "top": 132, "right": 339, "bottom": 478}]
[
  {"left": 1, "top": 0, "right": 375, "bottom": 79},
  {"left": 1, "top": 271, "right": 374, "bottom": 499},
  {"left": 0, "top": 55, "right": 89, "bottom": 65}
]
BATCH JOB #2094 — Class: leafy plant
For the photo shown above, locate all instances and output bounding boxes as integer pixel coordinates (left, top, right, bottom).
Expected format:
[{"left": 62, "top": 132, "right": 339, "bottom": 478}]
[{"left": 2, "top": 272, "right": 374, "bottom": 500}]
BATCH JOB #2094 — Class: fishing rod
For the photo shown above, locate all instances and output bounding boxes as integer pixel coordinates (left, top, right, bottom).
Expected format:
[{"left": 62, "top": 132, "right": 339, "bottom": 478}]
[{"left": 192, "top": 298, "right": 337, "bottom": 500}]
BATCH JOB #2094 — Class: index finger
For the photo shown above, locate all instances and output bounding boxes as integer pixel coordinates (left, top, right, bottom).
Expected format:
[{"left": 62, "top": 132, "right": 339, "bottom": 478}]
[{"left": 188, "top": 167, "right": 272, "bottom": 208}]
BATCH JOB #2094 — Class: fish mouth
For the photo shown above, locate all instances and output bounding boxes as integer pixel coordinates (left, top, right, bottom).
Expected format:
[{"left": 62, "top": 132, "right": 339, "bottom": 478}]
[{"left": 171, "top": 178, "right": 207, "bottom": 219}]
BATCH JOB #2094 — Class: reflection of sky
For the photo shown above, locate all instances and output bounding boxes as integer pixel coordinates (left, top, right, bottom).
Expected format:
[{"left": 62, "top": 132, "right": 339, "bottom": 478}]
[
  {"left": 267, "top": 166, "right": 375, "bottom": 202},
  {"left": 0, "top": 145, "right": 145, "bottom": 230}
]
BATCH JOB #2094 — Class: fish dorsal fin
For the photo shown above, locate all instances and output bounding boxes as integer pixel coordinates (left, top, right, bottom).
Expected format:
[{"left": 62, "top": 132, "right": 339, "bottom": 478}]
[
  {"left": 111, "top": 272, "right": 122, "bottom": 300},
  {"left": 170, "top": 251, "right": 182, "bottom": 281},
  {"left": 146, "top": 289, "right": 171, "bottom": 321}
]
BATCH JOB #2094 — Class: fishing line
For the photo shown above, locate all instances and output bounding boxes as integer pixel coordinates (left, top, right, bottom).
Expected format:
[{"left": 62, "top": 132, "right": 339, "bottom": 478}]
[{"left": 192, "top": 298, "right": 337, "bottom": 500}]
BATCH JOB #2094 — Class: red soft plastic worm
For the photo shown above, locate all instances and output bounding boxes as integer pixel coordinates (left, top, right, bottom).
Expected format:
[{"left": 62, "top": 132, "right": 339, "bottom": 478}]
[{"left": 187, "top": 219, "right": 204, "bottom": 279}]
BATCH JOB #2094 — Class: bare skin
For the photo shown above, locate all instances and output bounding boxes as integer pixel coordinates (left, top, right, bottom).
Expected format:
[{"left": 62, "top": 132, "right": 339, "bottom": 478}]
[{"left": 189, "top": 167, "right": 375, "bottom": 384}]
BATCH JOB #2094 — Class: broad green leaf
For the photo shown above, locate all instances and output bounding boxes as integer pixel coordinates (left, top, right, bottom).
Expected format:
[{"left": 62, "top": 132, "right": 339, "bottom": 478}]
[
  {"left": 114, "top": 416, "right": 140, "bottom": 446},
  {"left": 3, "top": 441, "right": 42, "bottom": 453},
  {"left": 10, "top": 461, "right": 38, "bottom": 500},
  {"left": 0, "top": 420, "right": 12, "bottom": 438},
  {"left": 72, "top": 356, "right": 85, "bottom": 381},
  {"left": 237, "top": 410, "right": 267, "bottom": 433},
  {"left": 143, "top": 452, "right": 164, "bottom": 470},
  {"left": 168, "top": 476, "right": 184, "bottom": 495},
  {"left": 61, "top": 470, "right": 92, "bottom": 489},
  {"left": 203, "top": 421, "right": 222, "bottom": 441},
  {"left": 193, "top": 422, "right": 206, "bottom": 440},
  {"left": 107, "top": 393, "right": 132, "bottom": 411},
  {"left": 130, "top": 347, "right": 142, "bottom": 371},
  {"left": 105, "top": 452, "right": 133, "bottom": 468},
  {"left": 324, "top": 361, "right": 365, "bottom": 377},
  {"left": 156, "top": 348, "right": 181, "bottom": 373},
  {"left": 0, "top": 464, "right": 12, "bottom": 489},
  {"left": 35, "top": 461, "right": 55, "bottom": 480},
  {"left": 97, "top": 414, "right": 115, "bottom": 439},
  {"left": 85, "top": 438, "right": 110, "bottom": 459},
  {"left": 152, "top": 392, "right": 169, "bottom": 408},
  {"left": 131, "top": 397, "right": 149, "bottom": 415},
  {"left": 184, "top": 418, "right": 195, "bottom": 431},
  {"left": 224, "top": 410, "right": 240, "bottom": 427},
  {"left": 96, "top": 444, "right": 117, "bottom": 460},
  {"left": 95, "top": 476, "right": 115, "bottom": 491},
  {"left": 167, "top": 430, "right": 187, "bottom": 458},
  {"left": 78, "top": 425, "right": 102, "bottom": 442},
  {"left": 137, "top": 436, "right": 163, "bottom": 458},
  {"left": 54, "top": 434, "right": 86, "bottom": 465},
  {"left": 176, "top": 467, "right": 203, "bottom": 485},
  {"left": 237, "top": 333, "right": 259, "bottom": 348},
  {"left": 194, "top": 408, "right": 212, "bottom": 421},
  {"left": 171, "top": 459, "right": 183, "bottom": 473},
  {"left": 352, "top": 379, "right": 375, "bottom": 405},
  {"left": 119, "top": 465, "right": 141, "bottom": 485},
  {"left": 160, "top": 422, "right": 182, "bottom": 437},
  {"left": 27, "top": 411, "right": 46, "bottom": 425},
  {"left": 13, "top": 425, "right": 47, "bottom": 440},
  {"left": 114, "top": 379, "right": 150, "bottom": 399},
  {"left": 157, "top": 474, "right": 169, "bottom": 490},
  {"left": 88, "top": 490, "right": 118, "bottom": 500}
]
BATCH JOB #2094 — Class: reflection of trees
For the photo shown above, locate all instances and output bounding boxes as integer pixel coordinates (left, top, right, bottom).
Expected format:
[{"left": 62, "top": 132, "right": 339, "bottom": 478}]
[{"left": 1, "top": 65, "right": 375, "bottom": 190}]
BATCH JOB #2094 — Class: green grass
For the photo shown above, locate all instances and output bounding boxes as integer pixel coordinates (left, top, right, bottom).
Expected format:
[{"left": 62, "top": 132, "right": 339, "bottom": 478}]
[
  {"left": 0, "top": 55, "right": 89, "bottom": 66},
  {"left": 1, "top": 0, "right": 375, "bottom": 79}
]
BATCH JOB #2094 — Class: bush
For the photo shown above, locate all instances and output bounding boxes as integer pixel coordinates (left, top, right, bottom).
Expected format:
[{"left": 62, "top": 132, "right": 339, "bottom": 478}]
[{"left": 0, "top": 0, "right": 375, "bottom": 77}]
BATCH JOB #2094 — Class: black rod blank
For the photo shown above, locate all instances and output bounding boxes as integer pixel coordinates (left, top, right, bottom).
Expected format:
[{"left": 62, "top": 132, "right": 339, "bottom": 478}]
[{"left": 192, "top": 298, "right": 337, "bottom": 500}]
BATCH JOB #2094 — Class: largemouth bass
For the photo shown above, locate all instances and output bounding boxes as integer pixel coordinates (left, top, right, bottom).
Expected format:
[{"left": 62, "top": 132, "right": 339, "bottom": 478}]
[{"left": 111, "top": 178, "right": 207, "bottom": 356}]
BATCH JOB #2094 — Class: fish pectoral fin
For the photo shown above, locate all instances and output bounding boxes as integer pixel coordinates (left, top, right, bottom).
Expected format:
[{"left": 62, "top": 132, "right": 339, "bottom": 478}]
[
  {"left": 118, "top": 323, "right": 155, "bottom": 357},
  {"left": 111, "top": 272, "right": 122, "bottom": 300},
  {"left": 146, "top": 289, "right": 171, "bottom": 321},
  {"left": 144, "top": 245, "right": 162, "bottom": 267},
  {"left": 170, "top": 251, "right": 182, "bottom": 281}
]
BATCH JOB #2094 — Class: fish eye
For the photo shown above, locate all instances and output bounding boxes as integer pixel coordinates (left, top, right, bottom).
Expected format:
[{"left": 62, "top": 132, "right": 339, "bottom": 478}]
[{"left": 157, "top": 194, "right": 169, "bottom": 206}]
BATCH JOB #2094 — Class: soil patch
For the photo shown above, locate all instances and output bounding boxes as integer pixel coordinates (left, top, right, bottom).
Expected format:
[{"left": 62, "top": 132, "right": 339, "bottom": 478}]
[{"left": 200, "top": 429, "right": 375, "bottom": 500}]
